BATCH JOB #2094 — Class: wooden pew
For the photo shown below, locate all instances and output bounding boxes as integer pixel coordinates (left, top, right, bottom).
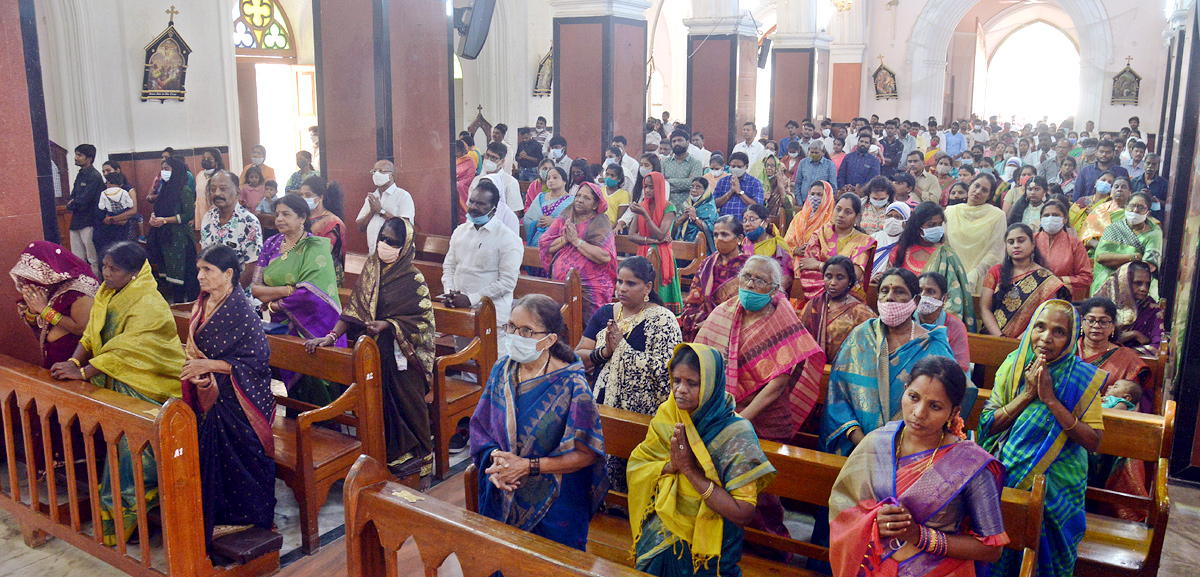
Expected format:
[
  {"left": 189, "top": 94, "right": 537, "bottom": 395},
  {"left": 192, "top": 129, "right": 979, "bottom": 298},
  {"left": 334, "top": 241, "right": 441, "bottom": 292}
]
[
  {"left": 172, "top": 311, "right": 385, "bottom": 555},
  {"left": 673, "top": 235, "right": 707, "bottom": 292},
  {"left": 343, "top": 455, "right": 645, "bottom": 577},
  {"left": 466, "top": 406, "right": 1044, "bottom": 577},
  {"left": 1076, "top": 401, "right": 1176, "bottom": 577},
  {"left": 0, "top": 354, "right": 279, "bottom": 576},
  {"left": 413, "top": 260, "right": 585, "bottom": 347},
  {"left": 428, "top": 298, "right": 498, "bottom": 479}
]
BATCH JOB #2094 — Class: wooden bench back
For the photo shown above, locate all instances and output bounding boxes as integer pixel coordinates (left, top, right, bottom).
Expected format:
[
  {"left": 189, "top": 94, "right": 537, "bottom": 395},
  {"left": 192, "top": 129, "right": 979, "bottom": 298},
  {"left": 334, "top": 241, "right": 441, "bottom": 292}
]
[
  {"left": 432, "top": 298, "right": 499, "bottom": 370},
  {"left": 344, "top": 455, "right": 645, "bottom": 577},
  {"left": 0, "top": 354, "right": 215, "bottom": 576}
]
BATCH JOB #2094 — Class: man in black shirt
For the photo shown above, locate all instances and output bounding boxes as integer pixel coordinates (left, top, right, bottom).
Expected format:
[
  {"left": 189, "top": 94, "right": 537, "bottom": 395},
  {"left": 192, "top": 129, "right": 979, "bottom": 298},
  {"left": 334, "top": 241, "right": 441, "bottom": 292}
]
[
  {"left": 879, "top": 119, "right": 905, "bottom": 177},
  {"left": 67, "top": 143, "right": 104, "bottom": 273},
  {"left": 515, "top": 127, "right": 544, "bottom": 181}
]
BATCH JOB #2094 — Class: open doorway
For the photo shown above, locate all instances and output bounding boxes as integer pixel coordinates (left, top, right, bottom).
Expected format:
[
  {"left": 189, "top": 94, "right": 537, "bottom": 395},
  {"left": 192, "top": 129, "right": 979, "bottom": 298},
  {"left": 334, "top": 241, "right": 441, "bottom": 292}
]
[{"left": 982, "top": 21, "right": 1080, "bottom": 125}]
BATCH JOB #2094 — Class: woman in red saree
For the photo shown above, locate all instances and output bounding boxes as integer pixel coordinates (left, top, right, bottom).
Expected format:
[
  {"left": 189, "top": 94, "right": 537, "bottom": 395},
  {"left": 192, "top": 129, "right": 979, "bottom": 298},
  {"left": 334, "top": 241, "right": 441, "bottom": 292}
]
[
  {"left": 1077, "top": 297, "right": 1152, "bottom": 412},
  {"left": 980, "top": 223, "right": 1069, "bottom": 339},
  {"left": 696, "top": 255, "right": 825, "bottom": 559},
  {"left": 455, "top": 140, "right": 476, "bottom": 221},
  {"left": 830, "top": 356, "right": 1007, "bottom": 577},
  {"left": 299, "top": 175, "right": 348, "bottom": 285},
  {"left": 10, "top": 241, "right": 98, "bottom": 368},
  {"left": 794, "top": 193, "right": 876, "bottom": 310},
  {"left": 679, "top": 216, "right": 750, "bottom": 342},
  {"left": 798, "top": 255, "right": 876, "bottom": 364}
]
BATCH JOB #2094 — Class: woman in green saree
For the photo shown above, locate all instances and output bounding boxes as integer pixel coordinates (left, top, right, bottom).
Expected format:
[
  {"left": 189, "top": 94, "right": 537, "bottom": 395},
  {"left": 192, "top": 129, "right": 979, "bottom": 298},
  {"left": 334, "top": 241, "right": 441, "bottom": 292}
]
[
  {"left": 1092, "top": 192, "right": 1162, "bottom": 299},
  {"left": 889, "top": 202, "right": 977, "bottom": 332},
  {"left": 628, "top": 343, "right": 776, "bottom": 576},
  {"left": 49, "top": 242, "right": 185, "bottom": 546},
  {"left": 146, "top": 155, "right": 199, "bottom": 303}
]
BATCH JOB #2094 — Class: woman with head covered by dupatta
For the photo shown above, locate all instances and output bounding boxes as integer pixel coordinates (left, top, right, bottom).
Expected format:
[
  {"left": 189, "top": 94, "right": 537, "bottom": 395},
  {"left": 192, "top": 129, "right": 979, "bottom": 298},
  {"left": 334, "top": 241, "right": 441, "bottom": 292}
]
[
  {"left": 10, "top": 241, "right": 98, "bottom": 368},
  {"left": 538, "top": 180, "right": 618, "bottom": 320},
  {"left": 628, "top": 343, "right": 777, "bottom": 576}
]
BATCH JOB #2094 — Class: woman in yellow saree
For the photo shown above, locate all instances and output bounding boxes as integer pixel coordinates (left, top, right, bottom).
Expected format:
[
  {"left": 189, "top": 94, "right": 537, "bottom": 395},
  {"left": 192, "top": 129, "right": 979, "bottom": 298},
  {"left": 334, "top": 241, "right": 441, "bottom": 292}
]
[
  {"left": 49, "top": 242, "right": 185, "bottom": 546},
  {"left": 1078, "top": 174, "right": 1130, "bottom": 251}
]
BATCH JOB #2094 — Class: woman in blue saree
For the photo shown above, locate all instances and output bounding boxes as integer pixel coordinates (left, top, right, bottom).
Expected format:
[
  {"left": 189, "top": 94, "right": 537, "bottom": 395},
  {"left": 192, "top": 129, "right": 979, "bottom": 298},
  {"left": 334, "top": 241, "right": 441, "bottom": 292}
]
[
  {"left": 979, "top": 300, "right": 1105, "bottom": 577},
  {"left": 820, "top": 268, "right": 958, "bottom": 457},
  {"left": 671, "top": 177, "right": 720, "bottom": 251},
  {"left": 182, "top": 244, "right": 276, "bottom": 548},
  {"left": 628, "top": 343, "right": 777, "bottom": 576},
  {"left": 469, "top": 294, "right": 606, "bottom": 551}
]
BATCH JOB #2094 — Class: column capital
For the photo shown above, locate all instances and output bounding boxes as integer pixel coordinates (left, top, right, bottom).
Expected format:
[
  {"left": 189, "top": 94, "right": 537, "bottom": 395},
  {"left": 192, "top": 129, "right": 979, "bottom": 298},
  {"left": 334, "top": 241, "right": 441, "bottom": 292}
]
[
  {"left": 830, "top": 43, "right": 865, "bottom": 63},
  {"left": 772, "top": 32, "right": 833, "bottom": 50},
  {"left": 683, "top": 15, "right": 759, "bottom": 37},
  {"left": 549, "top": 0, "right": 651, "bottom": 20}
]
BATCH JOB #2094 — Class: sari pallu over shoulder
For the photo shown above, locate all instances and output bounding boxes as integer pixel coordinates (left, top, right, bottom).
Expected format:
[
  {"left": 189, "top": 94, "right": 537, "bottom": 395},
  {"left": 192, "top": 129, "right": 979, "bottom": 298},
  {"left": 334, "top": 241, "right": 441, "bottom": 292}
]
[{"left": 259, "top": 233, "right": 345, "bottom": 344}]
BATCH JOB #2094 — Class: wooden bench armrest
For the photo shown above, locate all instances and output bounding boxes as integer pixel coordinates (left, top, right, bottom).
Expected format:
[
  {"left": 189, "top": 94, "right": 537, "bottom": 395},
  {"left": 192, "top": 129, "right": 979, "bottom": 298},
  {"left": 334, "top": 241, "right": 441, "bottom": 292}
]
[
  {"left": 1018, "top": 547, "right": 1037, "bottom": 577},
  {"left": 436, "top": 339, "right": 481, "bottom": 373},
  {"left": 1085, "top": 487, "right": 1153, "bottom": 511},
  {"left": 296, "top": 384, "right": 362, "bottom": 432},
  {"left": 1149, "top": 457, "right": 1170, "bottom": 565},
  {"left": 464, "top": 463, "right": 479, "bottom": 513}
]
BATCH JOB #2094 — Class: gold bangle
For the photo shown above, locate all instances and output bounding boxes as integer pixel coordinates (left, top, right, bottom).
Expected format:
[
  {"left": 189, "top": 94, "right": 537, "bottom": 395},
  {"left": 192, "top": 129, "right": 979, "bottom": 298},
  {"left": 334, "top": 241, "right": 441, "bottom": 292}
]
[
  {"left": 1000, "top": 405, "right": 1011, "bottom": 419},
  {"left": 1064, "top": 415, "right": 1080, "bottom": 432},
  {"left": 68, "top": 358, "right": 81, "bottom": 368},
  {"left": 700, "top": 480, "right": 716, "bottom": 500}
]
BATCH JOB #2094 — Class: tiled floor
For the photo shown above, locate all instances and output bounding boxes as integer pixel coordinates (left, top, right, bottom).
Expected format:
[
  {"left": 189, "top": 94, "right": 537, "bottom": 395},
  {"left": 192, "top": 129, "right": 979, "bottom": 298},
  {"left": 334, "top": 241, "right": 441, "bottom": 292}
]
[{"left": 3, "top": 461, "right": 1197, "bottom": 575}]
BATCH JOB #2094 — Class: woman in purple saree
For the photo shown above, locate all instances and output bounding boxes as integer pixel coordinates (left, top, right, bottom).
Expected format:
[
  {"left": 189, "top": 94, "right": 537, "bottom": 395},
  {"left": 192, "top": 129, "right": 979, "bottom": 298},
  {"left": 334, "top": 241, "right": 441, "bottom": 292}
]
[
  {"left": 830, "top": 356, "right": 1008, "bottom": 577},
  {"left": 251, "top": 194, "right": 346, "bottom": 406}
]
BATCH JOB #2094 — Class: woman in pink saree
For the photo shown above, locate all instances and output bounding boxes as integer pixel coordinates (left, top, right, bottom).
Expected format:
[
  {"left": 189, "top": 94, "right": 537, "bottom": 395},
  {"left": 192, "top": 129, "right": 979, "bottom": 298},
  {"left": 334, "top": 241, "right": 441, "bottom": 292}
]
[
  {"left": 538, "top": 181, "right": 618, "bottom": 321},
  {"left": 829, "top": 356, "right": 1008, "bottom": 577}
]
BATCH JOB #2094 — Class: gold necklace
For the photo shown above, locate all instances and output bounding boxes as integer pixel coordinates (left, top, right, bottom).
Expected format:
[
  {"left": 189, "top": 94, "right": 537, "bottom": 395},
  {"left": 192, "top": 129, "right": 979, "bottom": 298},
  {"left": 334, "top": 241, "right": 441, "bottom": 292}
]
[
  {"left": 279, "top": 234, "right": 303, "bottom": 260},
  {"left": 899, "top": 427, "right": 946, "bottom": 475}
]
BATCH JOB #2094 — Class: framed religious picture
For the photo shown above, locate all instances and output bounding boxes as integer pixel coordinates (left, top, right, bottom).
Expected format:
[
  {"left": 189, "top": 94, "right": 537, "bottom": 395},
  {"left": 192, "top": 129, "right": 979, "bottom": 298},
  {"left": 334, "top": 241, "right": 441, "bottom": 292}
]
[
  {"left": 873, "top": 57, "right": 898, "bottom": 100},
  {"left": 141, "top": 19, "right": 192, "bottom": 102},
  {"left": 534, "top": 46, "right": 553, "bottom": 97},
  {"left": 1111, "top": 59, "right": 1141, "bottom": 106}
]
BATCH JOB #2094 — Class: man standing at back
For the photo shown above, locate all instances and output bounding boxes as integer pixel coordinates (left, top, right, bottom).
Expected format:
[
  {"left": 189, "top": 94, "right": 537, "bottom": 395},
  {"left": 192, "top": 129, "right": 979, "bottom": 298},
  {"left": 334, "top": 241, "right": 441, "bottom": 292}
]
[
  {"left": 356, "top": 159, "right": 415, "bottom": 254},
  {"left": 1075, "top": 139, "right": 1128, "bottom": 200},
  {"left": 612, "top": 135, "right": 641, "bottom": 186},
  {"left": 733, "top": 122, "right": 766, "bottom": 166},
  {"left": 67, "top": 144, "right": 104, "bottom": 273},
  {"left": 661, "top": 130, "right": 704, "bottom": 209},
  {"left": 837, "top": 130, "right": 881, "bottom": 194}
]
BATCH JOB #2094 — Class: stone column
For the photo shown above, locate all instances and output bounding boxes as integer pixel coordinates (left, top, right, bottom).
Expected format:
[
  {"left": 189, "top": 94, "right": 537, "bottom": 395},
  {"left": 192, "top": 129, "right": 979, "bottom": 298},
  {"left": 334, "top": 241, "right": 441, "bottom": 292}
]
[
  {"left": 550, "top": 0, "right": 650, "bottom": 160},
  {"left": 771, "top": 0, "right": 833, "bottom": 133},
  {"left": 825, "top": 1, "right": 864, "bottom": 122},
  {"left": 685, "top": 1, "right": 758, "bottom": 155}
]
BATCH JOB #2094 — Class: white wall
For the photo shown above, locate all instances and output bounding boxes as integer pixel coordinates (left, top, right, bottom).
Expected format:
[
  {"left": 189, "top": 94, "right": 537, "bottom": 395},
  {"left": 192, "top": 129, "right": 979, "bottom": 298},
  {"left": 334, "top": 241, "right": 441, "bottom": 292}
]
[
  {"left": 457, "top": 0, "right": 554, "bottom": 133},
  {"left": 35, "top": 0, "right": 239, "bottom": 180}
]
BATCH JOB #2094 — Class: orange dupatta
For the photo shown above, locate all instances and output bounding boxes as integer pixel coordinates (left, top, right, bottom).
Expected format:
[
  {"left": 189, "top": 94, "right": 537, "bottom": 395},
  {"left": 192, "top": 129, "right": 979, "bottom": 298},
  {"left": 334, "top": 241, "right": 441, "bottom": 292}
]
[
  {"left": 638, "top": 171, "right": 676, "bottom": 286},
  {"left": 785, "top": 179, "right": 836, "bottom": 250}
]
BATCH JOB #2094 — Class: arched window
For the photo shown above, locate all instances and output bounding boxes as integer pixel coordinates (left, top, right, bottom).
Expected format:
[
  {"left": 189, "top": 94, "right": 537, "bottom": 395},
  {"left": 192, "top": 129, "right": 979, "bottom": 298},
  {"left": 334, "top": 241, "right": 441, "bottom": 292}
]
[{"left": 233, "top": 0, "right": 297, "bottom": 61}]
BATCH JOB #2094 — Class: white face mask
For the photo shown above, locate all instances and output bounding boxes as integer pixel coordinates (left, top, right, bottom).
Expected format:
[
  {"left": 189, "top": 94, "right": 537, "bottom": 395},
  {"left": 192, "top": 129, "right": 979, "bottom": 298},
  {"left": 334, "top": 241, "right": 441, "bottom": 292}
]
[
  {"left": 916, "top": 296, "right": 944, "bottom": 316},
  {"left": 730, "top": 167, "right": 747, "bottom": 178},
  {"left": 822, "top": 128, "right": 831, "bottom": 138},
  {"left": 937, "top": 165, "right": 951, "bottom": 175},
  {"left": 550, "top": 148, "right": 564, "bottom": 160},
  {"left": 305, "top": 197, "right": 318, "bottom": 210},
  {"left": 1040, "top": 215, "right": 1065, "bottom": 234},
  {"left": 482, "top": 159, "right": 499, "bottom": 174},
  {"left": 870, "top": 197, "right": 889, "bottom": 208},
  {"left": 506, "top": 333, "right": 548, "bottom": 364},
  {"left": 160, "top": 170, "right": 172, "bottom": 182},
  {"left": 251, "top": 156, "right": 265, "bottom": 165},
  {"left": 310, "top": 134, "right": 319, "bottom": 145},
  {"left": 372, "top": 171, "right": 391, "bottom": 187},
  {"left": 639, "top": 166, "right": 651, "bottom": 177},
  {"left": 1125, "top": 211, "right": 1148, "bottom": 226},
  {"left": 883, "top": 218, "right": 905, "bottom": 236}
]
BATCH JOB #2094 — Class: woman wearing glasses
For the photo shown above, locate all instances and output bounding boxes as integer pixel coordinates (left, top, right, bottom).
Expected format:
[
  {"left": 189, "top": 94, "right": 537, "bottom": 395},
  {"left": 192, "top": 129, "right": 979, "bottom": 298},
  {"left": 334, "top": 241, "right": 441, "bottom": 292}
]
[
  {"left": 575, "top": 257, "right": 681, "bottom": 495},
  {"left": 1076, "top": 297, "right": 1152, "bottom": 410},
  {"left": 470, "top": 294, "right": 606, "bottom": 551},
  {"left": 695, "top": 255, "right": 825, "bottom": 556},
  {"left": 304, "top": 217, "right": 436, "bottom": 481}
]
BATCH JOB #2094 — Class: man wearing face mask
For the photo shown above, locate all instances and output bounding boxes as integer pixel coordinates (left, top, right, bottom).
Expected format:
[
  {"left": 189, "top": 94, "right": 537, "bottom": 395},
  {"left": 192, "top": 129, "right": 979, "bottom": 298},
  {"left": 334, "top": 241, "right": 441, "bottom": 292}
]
[
  {"left": 441, "top": 181, "right": 523, "bottom": 348},
  {"left": 547, "top": 136, "right": 573, "bottom": 171},
  {"left": 714, "top": 152, "right": 764, "bottom": 218},
  {"left": 471, "top": 142, "right": 524, "bottom": 220},
  {"left": 356, "top": 159, "right": 415, "bottom": 253},
  {"left": 661, "top": 130, "right": 704, "bottom": 209},
  {"left": 239, "top": 144, "right": 277, "bottom": 185},
  {"left": 793, "top": 140, "right": 836, "bottom": 205},
  {"left": 194, "top": 148, "right": 226, "bottom": 232},
  {"left": 1075, "top": 139, "right": 1128, "bottom": 201},
  {"left": 611, "top": 136, "right": 641, "bottom": 183},
  {"left": 1132, "top": 153, "right": 1167, "bottom": 221},
  {"left": 837, "top": 131, "right": 882, "bottom": 194}
]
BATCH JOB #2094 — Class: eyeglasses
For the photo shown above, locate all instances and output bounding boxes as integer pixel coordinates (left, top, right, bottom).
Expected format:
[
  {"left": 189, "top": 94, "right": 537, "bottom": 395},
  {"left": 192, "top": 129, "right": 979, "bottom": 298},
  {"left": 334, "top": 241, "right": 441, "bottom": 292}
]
[
  {"left": 379, "top": 236, "right": 403, "bottom": 248},
  {"left": 742, "top": 215, "right": 762, "bottom": 225},
  {"left": 738, "top": 274, "right": 777, "bottom": 291},
  {"left": 502, "top": 323, "right": 552, "bottom": 339},
  {"left": 1082, "top": 317, "right": 1114, "bottom": 327},
  {"left": 370, "top": 169, "right": 393, "bottom": 175}
]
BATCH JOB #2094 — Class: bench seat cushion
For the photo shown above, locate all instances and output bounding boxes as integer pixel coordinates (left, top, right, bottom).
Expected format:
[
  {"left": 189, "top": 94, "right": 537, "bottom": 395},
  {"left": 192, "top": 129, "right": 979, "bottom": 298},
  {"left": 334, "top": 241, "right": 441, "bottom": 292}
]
[
  {"left": 587, "top": 513, "right": 821, "bottom": 577},
  {"left": 273, "top": 417, "right": 363, "bottom": 473},
  {"left": 1077, "top": 513, "right": 1151, "bottom": 572}
]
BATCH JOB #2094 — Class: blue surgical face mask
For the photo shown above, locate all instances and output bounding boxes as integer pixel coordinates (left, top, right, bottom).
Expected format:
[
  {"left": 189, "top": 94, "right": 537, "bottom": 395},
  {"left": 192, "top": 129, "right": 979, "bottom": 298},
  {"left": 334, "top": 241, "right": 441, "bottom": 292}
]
[
  {"left": 978, "top": 167, "right": 994, "bottom": 175},
  {"left": 746, "top": 225, "right": 766, "bottom": 241},
  {"left": 467, "top": 208, "right": 495, "bottom": 226},
  {"left": 1095, "top": 180, "right": 1112, "bottom": 195},
  {"left": 922, "top": 225, "right": 945, "bottom": 243},
  {"left": 604, "top": 177, "right": 619, "bottom": 188},
  {"left": 739, "top": 287, "right": 773, "bottom": 312},
  {"left": 1152, "top": 201, "right": 1162, "bottom": 211},
  {"left": 305, "top": 197, "right": 318, "bottom": 210},
  {"left": 539, "top": 169, "right": 549, "bottom": 180},
  {"left": 1069, "top": 138, "right": 1078, "bottom": 144}
]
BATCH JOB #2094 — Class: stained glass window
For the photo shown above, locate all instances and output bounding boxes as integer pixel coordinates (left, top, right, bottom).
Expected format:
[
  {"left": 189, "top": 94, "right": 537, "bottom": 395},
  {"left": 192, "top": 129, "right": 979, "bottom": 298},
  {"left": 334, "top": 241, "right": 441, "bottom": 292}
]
[{"left": 233, "top": 0, "right": 292, "bottom": 51}]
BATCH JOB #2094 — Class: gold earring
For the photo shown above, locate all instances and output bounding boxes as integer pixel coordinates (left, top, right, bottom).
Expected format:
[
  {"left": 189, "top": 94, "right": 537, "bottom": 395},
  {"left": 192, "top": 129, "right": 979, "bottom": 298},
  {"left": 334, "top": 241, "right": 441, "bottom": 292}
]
[{"left": 643, "top": 294, "right": 650, "bottom": 302}]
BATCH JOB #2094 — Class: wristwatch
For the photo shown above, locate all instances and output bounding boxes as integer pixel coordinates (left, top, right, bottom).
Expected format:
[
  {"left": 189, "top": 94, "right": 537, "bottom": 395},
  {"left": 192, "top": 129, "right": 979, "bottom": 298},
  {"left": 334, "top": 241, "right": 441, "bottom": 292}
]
[{"left": 378, "top": 209, "right": 386, "bottom": 217}]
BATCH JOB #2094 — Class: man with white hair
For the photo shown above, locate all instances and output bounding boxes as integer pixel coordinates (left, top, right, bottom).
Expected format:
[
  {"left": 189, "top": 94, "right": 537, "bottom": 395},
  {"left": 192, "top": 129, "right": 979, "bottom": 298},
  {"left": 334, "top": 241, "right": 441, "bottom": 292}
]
[{"left": 356, "top": 159, "right": 414, "bottom": 254}]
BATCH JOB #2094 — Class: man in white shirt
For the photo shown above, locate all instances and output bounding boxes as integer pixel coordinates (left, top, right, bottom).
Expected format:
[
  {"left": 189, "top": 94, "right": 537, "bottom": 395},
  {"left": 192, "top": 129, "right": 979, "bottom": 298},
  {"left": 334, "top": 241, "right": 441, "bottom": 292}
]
[
  {"left": 547, "top": 136, "right": 572, "bottom": 171},
  {"left": 690, "top": 132, "right": 711, "bottom": 166},
  {"left": 732, "top": 122, "right": 766, "bottom": 167},
  {"left": 356, "top": 159, "right": 415, "bottom": 254},
  {"left": 441, "top": 182, "right": 524, "bottom": 338},
  {"left": 471, "top": 142, "right": 524, "bottom": 222},
  {"left": 611, "top": 136, "right": 641, "bottom": 186},
  {"left": 969, "top": 121, "right": 990, "bottom": 150},
  {"left": 489, "top": 123, "right": 516, "bottom": 174}
]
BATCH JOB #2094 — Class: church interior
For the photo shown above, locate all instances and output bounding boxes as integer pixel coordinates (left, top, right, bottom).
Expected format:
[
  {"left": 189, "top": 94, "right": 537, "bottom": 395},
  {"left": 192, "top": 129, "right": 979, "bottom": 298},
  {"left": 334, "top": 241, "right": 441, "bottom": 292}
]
[{"left": 5, "top": 0, "right": 1200, "bottom": 575}]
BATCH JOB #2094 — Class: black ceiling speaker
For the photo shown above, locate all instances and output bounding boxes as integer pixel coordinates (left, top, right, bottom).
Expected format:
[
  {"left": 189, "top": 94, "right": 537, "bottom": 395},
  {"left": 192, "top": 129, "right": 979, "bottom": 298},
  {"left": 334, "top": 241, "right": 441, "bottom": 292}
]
[{"left": 454, "top": 0, "right": 496, "bottom": 60}]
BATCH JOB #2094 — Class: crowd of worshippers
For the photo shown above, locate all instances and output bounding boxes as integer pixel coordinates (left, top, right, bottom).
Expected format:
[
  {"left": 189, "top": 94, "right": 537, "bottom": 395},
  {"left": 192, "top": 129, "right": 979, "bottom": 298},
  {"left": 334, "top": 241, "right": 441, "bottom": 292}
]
[{"left": 29, "top": 111, "right": 1164, "bottom": 575}]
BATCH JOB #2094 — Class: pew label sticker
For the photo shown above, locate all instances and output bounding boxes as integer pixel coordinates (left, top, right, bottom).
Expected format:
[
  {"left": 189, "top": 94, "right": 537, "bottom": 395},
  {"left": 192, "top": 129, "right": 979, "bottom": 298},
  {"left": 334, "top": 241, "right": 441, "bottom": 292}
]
[
  {"left": 367, "top": 373, "right": 374, "bottom": 380},
  {"left": 174, "top": 448, "right": 184, "bottom": 458},
  {"left": 391, "top": 489, "right": 425, "bottom": 503}
]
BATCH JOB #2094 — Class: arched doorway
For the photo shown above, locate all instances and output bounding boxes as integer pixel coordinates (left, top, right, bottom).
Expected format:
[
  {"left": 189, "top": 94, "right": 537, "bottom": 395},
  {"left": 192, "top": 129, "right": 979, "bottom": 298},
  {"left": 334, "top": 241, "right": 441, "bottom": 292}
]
[{"left": 983, "top": 22, "right": 1080, "bottom": 125}]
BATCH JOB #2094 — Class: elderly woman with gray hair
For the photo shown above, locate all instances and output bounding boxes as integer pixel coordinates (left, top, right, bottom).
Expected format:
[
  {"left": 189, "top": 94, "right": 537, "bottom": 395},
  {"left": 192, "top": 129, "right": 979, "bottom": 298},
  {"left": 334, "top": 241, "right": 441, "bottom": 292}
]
[{"left": 695, "top": 255, "right": 826, "bottom": 557}]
